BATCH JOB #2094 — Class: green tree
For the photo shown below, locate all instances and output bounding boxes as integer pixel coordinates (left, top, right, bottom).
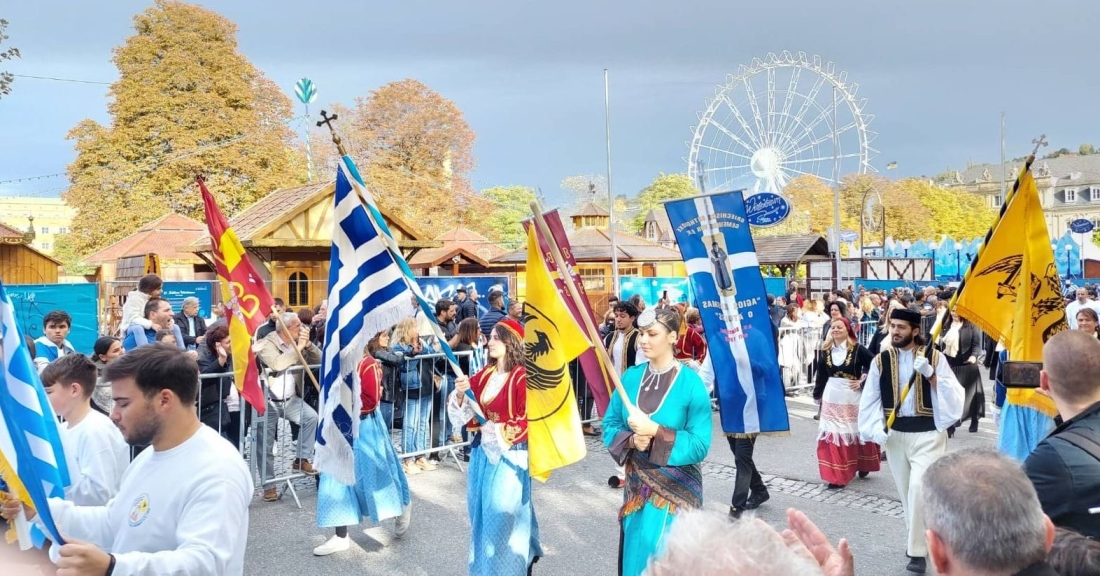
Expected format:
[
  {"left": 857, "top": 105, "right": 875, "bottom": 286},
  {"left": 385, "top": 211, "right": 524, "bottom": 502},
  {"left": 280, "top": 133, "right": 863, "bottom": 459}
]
[
  {"left": 323, "top": 79, "right": 490, "bottom": 236},
  {"left": 481, "top": 185, "right": 537, "bottom": 250},
  {"left": 630, "top": 173, "right": 697, "bottom": 233},
  {"left": 0, "top": 19, "right": 19, "bottom": 98},
  {"left": 1080, "top": 143, "right": 1095, "bottom": 156},
  {"left": 62, "top": 0, "right": 302, "bottom": 260}
]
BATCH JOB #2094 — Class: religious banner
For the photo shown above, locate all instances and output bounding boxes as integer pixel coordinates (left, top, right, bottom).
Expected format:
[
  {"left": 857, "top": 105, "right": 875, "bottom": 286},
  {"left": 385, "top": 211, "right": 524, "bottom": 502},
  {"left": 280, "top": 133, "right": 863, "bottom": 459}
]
[{"left": 665, "top": 191, "right": 789, "bottom": 435}]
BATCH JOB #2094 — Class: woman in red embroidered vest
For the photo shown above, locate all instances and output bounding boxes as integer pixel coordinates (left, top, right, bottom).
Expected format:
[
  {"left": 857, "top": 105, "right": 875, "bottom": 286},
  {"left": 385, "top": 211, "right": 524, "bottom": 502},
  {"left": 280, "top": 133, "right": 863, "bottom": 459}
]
[
  {"left": 813, "top": 317, "right": 879, "bottom": 489},
  {"left": 602, "top": 308, "right": 713, "bottom": 576},
  {"left": 673, "top": 307, "right": 707, "bottom": 369},
  {"left": 448, "top": 319, "right": 542, "bottom": 575}
]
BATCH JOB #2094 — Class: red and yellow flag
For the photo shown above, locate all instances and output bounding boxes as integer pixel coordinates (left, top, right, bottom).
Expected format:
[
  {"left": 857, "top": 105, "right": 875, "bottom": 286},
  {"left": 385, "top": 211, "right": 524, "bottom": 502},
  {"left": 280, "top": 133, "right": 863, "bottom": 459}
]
[
  {"left": 199, "top": 178, "right": 275, "bottom": 415},
  {"left": 524, "top": 225, "right": 590, "bottom": 481}
]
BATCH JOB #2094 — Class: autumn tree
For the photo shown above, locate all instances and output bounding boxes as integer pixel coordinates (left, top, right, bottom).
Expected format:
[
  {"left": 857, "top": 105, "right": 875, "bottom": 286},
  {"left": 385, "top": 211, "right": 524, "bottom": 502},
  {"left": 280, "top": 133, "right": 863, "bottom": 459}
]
[
  {"left": 481, "top": 186, "right": 537, "bottom": 250},
  {"left": 0, "top": 19, "right": 19, "bottom": 98},
  {"left": 322, "top": 79, "right": 492, "bottom": 237},
  {"left": 630, "top": 173, "right": 697, "bottom": 233},
  {"left": 59, "top": 0, "right": 302, "bottom": 260}
]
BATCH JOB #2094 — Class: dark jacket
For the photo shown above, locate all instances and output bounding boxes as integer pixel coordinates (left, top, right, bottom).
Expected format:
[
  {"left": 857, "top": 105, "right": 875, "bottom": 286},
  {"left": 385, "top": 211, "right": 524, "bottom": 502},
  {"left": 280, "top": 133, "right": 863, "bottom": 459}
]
[
  {"left": 456, "top": 296, "right": 479, "bottom": 323},
  {"left": 940, "top": 322, "right": 983, "bottom": 368},
  {"left": 371, "top": 347, "right": 404, "bottom": 403},
  {"left": 1023, "top": 400, "right": 1100, "bottom": 539},
  {"left": 479, "top": 308, "right": 507, "bottom": 338},
  {"left": 174, "top": 312, "right": 208, "bottom": 349},
  {"left": 196, "top": 347, "right": 233, "bottom": 428}
]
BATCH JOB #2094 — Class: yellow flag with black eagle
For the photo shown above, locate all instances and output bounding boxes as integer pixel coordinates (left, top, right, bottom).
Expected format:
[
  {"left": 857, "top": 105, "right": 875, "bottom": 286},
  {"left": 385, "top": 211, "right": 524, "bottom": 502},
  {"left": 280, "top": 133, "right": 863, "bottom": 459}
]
[
  {"left": 954, "top": 162, "right": 1067, "bottom": 416},
  {"left": 524, "top": 225, "right": 590, "bottom": 481}
]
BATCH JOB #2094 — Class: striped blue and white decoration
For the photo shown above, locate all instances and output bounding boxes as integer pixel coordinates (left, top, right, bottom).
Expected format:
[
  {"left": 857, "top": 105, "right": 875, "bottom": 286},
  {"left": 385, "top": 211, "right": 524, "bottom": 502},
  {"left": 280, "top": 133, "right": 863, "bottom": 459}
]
[
  {"left": 665, "top": 192, "right": 790, "bottom": 435},
  {"left": 314, "top": 165, "right": 416, "bottom": 485},
  {"left": 0, "top": 279, "right": 70, "bottom": 547}
]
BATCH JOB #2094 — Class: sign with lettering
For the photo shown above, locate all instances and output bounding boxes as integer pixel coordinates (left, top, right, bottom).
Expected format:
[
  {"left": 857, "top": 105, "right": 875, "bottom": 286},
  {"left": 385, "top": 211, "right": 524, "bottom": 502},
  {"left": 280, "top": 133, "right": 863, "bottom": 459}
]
[
  {"left": 1069, "top": 219, "right": 1095, "bottom": 234},
  {"left": 744, "top": 192, "right": 791, "bottom": 227}
]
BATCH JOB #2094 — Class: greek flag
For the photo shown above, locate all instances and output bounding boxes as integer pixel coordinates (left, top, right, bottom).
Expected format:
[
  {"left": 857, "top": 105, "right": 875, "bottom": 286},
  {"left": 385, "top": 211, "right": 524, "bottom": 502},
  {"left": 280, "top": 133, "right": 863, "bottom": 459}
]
[{"left": 0, "top": 278, "right": 70, "bottom": 547}]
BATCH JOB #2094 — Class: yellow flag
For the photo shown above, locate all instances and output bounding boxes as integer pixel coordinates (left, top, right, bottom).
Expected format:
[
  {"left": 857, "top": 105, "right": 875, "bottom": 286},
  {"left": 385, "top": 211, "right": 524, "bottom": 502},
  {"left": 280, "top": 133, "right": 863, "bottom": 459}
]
[
  {"left": 524, "top": 225, "right": 590, "bottom": 481},
  {"left": 955, "top": 164, "right": 1067, "bottom": 415}
]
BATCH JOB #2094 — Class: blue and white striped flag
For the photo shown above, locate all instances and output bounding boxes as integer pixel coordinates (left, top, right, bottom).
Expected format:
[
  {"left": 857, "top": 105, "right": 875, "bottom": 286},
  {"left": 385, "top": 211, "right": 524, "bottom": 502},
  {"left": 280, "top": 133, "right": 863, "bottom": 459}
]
[
  {"left": 664, "top": 191, "right": 790, "bottom": 435},
  {"left": 0, "top": 278, "right": 70, "bottom": 547}
]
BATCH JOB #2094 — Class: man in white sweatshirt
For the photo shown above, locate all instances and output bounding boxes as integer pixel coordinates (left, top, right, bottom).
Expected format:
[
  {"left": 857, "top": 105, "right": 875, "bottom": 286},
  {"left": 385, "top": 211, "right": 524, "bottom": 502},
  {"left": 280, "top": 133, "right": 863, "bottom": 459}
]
[
  {"left": 116, "top": 274, "right": 163, "bottom": 335},
  {"left": 4, "top": 345, "right": 254, "bottom": 574}
]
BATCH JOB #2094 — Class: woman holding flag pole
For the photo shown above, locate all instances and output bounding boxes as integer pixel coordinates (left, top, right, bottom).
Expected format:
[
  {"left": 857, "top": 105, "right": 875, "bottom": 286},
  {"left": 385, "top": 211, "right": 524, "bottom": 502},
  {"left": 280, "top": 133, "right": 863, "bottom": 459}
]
[{"left": 448, "top": 318, "right": 542, "bottom": 575}]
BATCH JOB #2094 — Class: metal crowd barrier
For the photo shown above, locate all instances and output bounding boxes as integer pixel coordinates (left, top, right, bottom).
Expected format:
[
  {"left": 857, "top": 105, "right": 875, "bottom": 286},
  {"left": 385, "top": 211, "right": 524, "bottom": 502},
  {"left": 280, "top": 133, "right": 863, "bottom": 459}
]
[{"left": 776, "top": 319, "right": 880, "bottom": 394}]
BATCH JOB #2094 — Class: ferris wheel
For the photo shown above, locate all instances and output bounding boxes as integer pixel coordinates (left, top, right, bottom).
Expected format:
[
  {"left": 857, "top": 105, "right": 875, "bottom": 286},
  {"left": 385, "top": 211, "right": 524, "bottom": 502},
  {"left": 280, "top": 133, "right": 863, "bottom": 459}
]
[{"left": 688, "top": 51, "right": 876, "bottom": 196}]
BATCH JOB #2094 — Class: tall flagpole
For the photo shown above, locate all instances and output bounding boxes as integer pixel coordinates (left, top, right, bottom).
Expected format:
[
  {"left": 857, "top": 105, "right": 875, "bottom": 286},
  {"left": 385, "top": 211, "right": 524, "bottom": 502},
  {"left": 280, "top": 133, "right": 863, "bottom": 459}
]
[
  {"left": 1000, "top": 112, "right": 1007, "bottom": 202},
  {"left": 832, "top": 85, "right": 842, "bottom": 290},
  {"left": 605, "top": 69, "right": 619, "bottom": 299}
]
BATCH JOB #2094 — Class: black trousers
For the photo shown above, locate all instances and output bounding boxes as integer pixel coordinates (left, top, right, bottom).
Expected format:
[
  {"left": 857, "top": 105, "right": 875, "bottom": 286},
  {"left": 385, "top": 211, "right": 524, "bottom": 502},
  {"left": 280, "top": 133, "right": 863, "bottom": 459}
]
[{"left": 728, "top": 436, "right": 767, "bottom": 508}]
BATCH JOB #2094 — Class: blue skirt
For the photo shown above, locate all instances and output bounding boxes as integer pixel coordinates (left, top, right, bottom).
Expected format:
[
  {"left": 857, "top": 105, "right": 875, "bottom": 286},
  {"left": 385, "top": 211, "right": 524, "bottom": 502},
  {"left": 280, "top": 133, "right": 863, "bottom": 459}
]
[
  {"left": 998, "top": 404, "right": 1055, "bottom": 463},
  {"left": 316, "top": 412, "right": 411, "bottom": 527},
  {"left": 467, "top": 438, "right": 543, "bottom": 575}
]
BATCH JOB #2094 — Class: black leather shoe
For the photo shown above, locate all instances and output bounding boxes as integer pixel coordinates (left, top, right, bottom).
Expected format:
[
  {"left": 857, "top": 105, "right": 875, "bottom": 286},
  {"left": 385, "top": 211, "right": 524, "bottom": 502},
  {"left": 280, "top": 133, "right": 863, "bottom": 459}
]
[
  {"left": 729, "top": 506, "right": 744, "bottom": 519},
  {"left": 906, "top": 556, "right": 927, "bottom": 573},
  {"left": 968, "top": 419, "right": 979, "bottom": 433},
  {"left": 858, "top": 471, "right": 870, "bottom": 479},
  {"left": 826, "top": 483, "right": 844, "bottom": 490},
  {"left": 947, "top": 426, "right": 956, "bottom": 438},
  {"left": 744, "top": 492, "right": 770, "bottom": 510}
]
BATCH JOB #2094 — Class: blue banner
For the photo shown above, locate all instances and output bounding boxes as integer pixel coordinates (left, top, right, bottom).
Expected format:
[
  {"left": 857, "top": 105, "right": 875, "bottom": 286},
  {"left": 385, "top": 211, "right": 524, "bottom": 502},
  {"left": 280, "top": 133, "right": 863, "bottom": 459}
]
[
  {"left": 414, "top": 276, "right": 509, "bottom": 317},
  {"left": 619, "top": 277, "right": 693, "bottom": 308},
  {"left": 665, "top": 192, "right": 789, "bottom": 435},
  {"left": 161, "top": 281, "right": 213, "bottom": 319},
  {"left": 6, "top": 283, "right": 99, "bottom": 354}
]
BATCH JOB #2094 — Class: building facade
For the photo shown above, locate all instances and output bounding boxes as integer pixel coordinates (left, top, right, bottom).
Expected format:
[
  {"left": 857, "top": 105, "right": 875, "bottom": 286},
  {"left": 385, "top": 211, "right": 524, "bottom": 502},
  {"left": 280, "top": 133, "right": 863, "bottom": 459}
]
[
  {"left": 945, "top": 154, "right": 1100, "bottom": 238},
  {"left": 0, "top": 196, "right": 76, "bottom": 255}
]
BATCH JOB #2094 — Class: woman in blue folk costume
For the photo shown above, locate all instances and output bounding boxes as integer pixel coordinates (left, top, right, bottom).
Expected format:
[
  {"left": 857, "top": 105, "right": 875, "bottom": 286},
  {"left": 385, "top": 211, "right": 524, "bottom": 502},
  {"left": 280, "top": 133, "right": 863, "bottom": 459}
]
[
  {"left": 602, "top": 308, "right": 713, "bottom": 576},
  {"left": 312, "top": 330, "right": 412, "bottom": 556},
  {"left": 448, "top": 318, "right": 542, "bottom": 575}
]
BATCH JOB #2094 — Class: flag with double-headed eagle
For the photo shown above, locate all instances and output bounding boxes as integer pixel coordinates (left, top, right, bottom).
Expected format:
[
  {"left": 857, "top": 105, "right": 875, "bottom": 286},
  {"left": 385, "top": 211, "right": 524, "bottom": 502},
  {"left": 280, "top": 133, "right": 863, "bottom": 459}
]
[
  {"left": 955, "top": 160, "right": 1067, "bottom": 416},
  {"left": 524, "top": 224, "right": 590, "bottom": 481},
  {"left": 199, "top": 178, "right": 274, "bottom": 415}
]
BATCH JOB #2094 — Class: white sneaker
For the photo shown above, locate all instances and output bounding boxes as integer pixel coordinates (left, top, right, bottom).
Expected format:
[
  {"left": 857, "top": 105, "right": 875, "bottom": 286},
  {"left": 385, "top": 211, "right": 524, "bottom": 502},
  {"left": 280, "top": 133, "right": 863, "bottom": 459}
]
[
  {"left": 394, "top": 504, "right": 412, "bottom": 538},
  {"left": 312, "top": 535, "right": 350, "bottom": 556}
]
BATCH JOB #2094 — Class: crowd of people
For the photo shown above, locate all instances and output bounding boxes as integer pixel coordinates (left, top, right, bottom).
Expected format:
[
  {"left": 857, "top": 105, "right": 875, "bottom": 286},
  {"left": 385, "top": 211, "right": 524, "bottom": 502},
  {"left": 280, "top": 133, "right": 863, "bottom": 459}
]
[{"left": 3, "top": 271, "right": 1100, "bottom": 575}]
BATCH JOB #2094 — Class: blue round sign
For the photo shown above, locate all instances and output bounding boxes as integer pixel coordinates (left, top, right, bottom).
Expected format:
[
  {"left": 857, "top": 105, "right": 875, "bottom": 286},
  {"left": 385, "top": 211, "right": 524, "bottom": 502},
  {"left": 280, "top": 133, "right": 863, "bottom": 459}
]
[
  {"left": 745, "top": 192, "right": 791, "bottom": 227},
  {"left": 1069, "top": 218, "right": 1095, "bottom": 234}
]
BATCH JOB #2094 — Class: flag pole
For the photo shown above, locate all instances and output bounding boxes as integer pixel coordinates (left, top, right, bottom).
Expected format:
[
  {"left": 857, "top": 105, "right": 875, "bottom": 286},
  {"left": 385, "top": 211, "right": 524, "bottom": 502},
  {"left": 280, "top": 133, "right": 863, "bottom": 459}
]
[
  {"left": 887, "top": 136, "right": 1048, "bottom": 429},
  {"left": 529, "top": 200, "right": 635, "bottom": 411}
]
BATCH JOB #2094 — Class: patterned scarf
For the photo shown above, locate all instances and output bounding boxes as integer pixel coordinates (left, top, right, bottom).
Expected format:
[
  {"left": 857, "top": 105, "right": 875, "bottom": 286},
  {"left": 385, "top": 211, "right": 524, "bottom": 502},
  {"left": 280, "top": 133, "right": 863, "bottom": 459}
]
[{"left": 620, "top": 448, "right": 703, "bottom": 520}]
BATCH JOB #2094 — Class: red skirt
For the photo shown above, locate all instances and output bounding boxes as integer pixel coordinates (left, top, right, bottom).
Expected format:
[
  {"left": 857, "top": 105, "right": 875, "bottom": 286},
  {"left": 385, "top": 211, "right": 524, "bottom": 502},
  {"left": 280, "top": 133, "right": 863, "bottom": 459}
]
[{"left": 816, "top": 438, "right": 881, "bottom": 486}]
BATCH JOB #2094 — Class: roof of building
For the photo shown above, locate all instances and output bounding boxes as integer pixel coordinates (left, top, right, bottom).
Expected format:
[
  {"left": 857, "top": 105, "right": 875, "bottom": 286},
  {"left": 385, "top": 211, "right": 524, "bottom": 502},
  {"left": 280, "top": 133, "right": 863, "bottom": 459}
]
[
  {"left": 753, "top": 234, "right": 832, "bottom": 265},
  {"left": 0, "top": 221, "right": 25, "bottom": 240},
  {"left": 492, "top": 226, "right": 683, "bottom": 264},
  {"left": 408, "top": 227, "right": 508, "bottom": 268},
  {"left": 948, "top": 154, "right": 1100, "bottom": 188},
  {"left": 643, "top": 208, "right": 676, "bottom": 243},
  {"left": 225, "top": 181, "right": 332, "bottom": 240},
  {"left": 572, "top": 202, "right": 610, "bottom": 218},
  {"left": 84, "top": 213, "right": 207, "bottom": 265}
]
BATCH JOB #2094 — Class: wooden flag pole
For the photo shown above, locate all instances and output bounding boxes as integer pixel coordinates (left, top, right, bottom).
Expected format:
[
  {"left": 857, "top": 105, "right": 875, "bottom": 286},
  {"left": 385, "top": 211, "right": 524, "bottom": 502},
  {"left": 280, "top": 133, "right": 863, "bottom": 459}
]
[
  {"left": 528, "top": 201, "right": 636, "bottom": 412},
  {"left": 887, "top": 142, "right": 1046, "bottom": 429},
  {"left": 272, "top": 309, "right": 322, "bottom": 392}
]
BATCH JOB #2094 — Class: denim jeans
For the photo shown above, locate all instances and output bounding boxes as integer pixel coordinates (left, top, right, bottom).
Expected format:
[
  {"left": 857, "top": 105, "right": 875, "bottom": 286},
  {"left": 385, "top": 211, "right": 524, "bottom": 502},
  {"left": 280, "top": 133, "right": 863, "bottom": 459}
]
[
  {"left": 254, "top": 395, "right": 317, "bottom": 482},
  {"left": 378, "top": 401, "right": 395, "bottom": 431},
  {"left": 436, "top": 375, "right": 456, "bottom": 448},
  {"left": 401, "top": 392, "right": 432, "bottom": 460}
]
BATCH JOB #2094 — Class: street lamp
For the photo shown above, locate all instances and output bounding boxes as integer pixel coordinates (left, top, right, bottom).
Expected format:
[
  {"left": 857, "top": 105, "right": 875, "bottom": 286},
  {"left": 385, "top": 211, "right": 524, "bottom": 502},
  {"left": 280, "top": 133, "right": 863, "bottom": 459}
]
[
  {"left": 1065, "top": 244, "right": 1074, "bottom": 278},
  {"left": 929, "top": 241, "right": 939, "bottom": 280},
  {"left": 954, "top": 242, "right": 962, "bottom": 281},
  {"left": 900, "top": 239, "right": 911, "bottom": 258}
]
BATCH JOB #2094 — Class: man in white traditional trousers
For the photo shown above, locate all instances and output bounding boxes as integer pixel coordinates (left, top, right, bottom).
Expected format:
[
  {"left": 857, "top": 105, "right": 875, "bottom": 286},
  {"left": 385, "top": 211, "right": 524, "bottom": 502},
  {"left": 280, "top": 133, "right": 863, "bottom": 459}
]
[{"left": 858, "top": 308, "right": 963, "bottom": 575}]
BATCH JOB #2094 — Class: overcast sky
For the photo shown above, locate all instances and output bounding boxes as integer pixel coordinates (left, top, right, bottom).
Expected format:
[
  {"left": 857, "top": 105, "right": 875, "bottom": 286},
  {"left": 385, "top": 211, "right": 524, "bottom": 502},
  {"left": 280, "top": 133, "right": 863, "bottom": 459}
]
[{"left": 1, "top": 0, "right": 1097, "bottom": 205}]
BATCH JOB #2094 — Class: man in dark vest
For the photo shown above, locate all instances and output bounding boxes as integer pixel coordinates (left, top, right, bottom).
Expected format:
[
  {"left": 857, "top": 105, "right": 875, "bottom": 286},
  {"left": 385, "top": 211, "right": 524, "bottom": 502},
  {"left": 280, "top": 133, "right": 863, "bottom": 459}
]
[
  {"left": 858, "top": 308, "right": 964, "bottom": 574},
  {"left": 603, "top": 300, "right": 639, "bottom": 488}
]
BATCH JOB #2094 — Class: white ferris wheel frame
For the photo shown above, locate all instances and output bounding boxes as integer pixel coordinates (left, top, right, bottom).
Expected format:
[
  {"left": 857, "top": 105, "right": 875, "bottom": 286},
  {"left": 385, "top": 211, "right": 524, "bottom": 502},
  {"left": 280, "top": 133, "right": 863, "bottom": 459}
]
[{"left": 687, "top": 51, "right": 876, "bottom": 196}]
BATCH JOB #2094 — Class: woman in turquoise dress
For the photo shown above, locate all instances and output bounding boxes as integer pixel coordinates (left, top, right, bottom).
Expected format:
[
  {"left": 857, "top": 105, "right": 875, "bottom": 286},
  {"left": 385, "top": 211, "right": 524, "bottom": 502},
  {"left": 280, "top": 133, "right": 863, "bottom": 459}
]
[{"left": 602, "top": 307, "right": 713, "bottom": 576}]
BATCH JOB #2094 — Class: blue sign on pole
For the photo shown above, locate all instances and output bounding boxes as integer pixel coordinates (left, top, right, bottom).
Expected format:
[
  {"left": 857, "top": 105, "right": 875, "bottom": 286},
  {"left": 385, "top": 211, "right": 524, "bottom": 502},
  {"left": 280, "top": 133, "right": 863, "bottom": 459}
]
[
  {"left": 1069, "top": 219, "right": 1095, "bottom": 234},
  {"left": 744, "top": 192, "right": 792, "bottom": 227},
  {"left": 161, "top": 282, "right": 213, "bottom": 319},
  {"left": 294, "top": 78, "right": 318, "bottom": 104}
]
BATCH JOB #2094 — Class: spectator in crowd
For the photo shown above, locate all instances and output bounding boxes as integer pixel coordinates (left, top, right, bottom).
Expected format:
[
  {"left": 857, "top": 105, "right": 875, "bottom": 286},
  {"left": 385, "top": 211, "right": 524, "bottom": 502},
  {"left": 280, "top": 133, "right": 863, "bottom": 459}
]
[
  {"left": 478, "top": 290, "right": 507, "bottom": 337},
  {"left": 207, "top": 302, "right": 227, "bottom": 329},
  {"left": 788, "top": 280, "right": 805, "bottom": 309},
  {"left": 196, "top": 324, "right": 234, "bottom": 438},
  {"left": 646, "top": 508, "right": 854, "bottom": 576},
  {"left": 1024, "top": 330, "right": 1100, "bottom": 539},
  {"left": 254, "top": 297, "right": 286, "bottom": 341},
  {"left": 173, "top": 296, "right": 207, "bottom": 351},
  {"left": 628, "top": 293, "right": 646, "bottom": 315},
  {"left": 253, "top": 312, "right": 322, "bottom": 501},
  {"left": 507, "top": 299, "right": 524, "bottom": 324},
  {"left": 1066, "top": 288, "right": 1100, "bottom": 330},
  {"left": 1074, "top": 308, "right": 1099, "bottom": 339},
  {"left": 122, "top": 298, "right": 185, "bottom": 353},
  {"left": 430, "top": 299, "right": 460, "bottom": 459},
  {"left": 454, "top": 286, "right": 479, "bottom": 323},
  {"left": 90, "top": 336, "right": 124, "bottom": 414},
  {"left": 450, "top": 318, "right": 482, "bottom": 457},
  {"left": 309, "top": 300, "right": 328, "bottom": 346},
  {"left": 8, "top": 345, "right": 254, "bottom": 574},
  {"left": 923, "top": 448, "right": 1057, "bottom": 576},
  {"left": 433, "top": 298, "right": 460, "bottom": 348},
  {"left": 392, "top": 318, "right": 440, "bottom": 475},
  {"left": 1048, "top": 528, "right": 1100, "bottom": 576},
  {"left": 117, "top": 274, "right": 162, "bottom": 335},
  {"left": 154, "top": 329, "right": 178, "bottom": 347},
  {"left": 370, "top": 327, "right": 406, "bottom": 428},
  {"left": 768, "top": 294, "right": 785, "bottom": 328},
  {"left": 33, "top": 309, "right": 76, "bottom": 372}
]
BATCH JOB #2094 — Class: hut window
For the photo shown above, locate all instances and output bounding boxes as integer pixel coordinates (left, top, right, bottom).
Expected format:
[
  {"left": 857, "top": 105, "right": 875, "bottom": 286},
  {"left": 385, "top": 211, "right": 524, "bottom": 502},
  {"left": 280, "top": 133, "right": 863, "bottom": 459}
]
[{"left": 288, "top": 271, "right": 310, "bottom": 307}]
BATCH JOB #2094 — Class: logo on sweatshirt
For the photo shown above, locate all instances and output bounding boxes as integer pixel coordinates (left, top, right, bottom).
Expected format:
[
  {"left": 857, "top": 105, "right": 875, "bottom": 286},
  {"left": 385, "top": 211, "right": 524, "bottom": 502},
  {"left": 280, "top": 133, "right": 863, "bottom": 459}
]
[{"left": 128, "top": 494, "right": 151, "bottom": 527}]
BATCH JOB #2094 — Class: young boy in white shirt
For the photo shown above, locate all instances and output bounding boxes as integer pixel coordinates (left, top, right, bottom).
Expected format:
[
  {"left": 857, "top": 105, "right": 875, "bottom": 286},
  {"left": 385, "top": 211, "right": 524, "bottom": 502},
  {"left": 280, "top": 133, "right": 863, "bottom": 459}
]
[{"left": 40, "top": 354, "right": 131, "bottom": 506}]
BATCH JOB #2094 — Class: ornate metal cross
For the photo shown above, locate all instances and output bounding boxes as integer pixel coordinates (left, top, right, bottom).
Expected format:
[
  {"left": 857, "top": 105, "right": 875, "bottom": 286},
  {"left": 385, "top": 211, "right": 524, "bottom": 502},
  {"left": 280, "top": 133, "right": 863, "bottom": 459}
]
[
  {"left": 1031, "top": 134, "right": 1049, "bottom": 156},
  {"left": 316, "top": 110, "right": 347, "bottom": 155}
]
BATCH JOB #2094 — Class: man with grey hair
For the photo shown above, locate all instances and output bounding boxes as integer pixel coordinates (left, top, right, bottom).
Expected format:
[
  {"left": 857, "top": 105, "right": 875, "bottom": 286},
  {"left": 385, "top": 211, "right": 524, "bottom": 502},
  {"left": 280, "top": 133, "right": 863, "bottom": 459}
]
[
  {"left": 173, "top": 295, "right": 208, "bottom": 350},
  {"left": 923, "top": 447, "right": 1056, "bottom": 575},
  {"left": 253, "top": 311, "right": 322, "bottom": 502},
  {"left": 1024, "top": 329, "right": 1100, "bottom": 539}
]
